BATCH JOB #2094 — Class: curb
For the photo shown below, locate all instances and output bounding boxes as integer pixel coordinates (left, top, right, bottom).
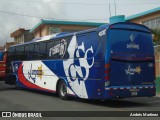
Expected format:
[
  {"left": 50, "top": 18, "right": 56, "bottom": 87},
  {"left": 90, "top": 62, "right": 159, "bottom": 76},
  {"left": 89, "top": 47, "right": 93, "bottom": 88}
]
[{"left": 156, "top": 93, "right": 160, "bottom": 97}]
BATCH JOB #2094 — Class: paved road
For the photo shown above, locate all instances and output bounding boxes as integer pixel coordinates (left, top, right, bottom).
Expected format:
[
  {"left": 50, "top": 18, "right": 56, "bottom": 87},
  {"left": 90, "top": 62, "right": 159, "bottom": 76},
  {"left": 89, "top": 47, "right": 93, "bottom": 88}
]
[{"left": 0, "top": 81, "right": 160, "bottom": 120}]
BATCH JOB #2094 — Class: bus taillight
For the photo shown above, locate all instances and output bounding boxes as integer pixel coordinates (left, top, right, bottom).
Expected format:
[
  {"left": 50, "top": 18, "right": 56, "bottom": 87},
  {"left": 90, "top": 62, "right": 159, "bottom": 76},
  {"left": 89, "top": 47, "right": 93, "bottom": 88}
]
[{"left": 105, "top": 63, "right": 110, "bottom": 81}]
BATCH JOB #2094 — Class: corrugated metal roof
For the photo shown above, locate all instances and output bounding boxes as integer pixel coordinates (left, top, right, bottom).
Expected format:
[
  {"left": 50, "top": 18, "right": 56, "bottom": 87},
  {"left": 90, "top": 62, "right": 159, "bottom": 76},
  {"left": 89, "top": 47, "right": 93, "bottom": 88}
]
[
  {"left": 30, "top": 20, "right": 106, "bottom": 33},
  {"left": 126, "top": 7, "right": 160, "bottom": 21}
]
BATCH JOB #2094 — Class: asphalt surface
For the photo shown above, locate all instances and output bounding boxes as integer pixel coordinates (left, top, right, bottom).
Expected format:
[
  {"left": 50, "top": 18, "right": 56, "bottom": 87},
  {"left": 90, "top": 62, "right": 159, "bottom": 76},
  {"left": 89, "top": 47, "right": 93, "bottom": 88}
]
[{"left": 0, "top": 81, "right": 160, "bottom": 120}]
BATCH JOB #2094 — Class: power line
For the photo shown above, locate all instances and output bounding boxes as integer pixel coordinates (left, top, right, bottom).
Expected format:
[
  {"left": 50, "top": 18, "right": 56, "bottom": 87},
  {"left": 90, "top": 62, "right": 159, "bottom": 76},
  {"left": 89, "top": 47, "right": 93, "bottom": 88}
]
[
  {"left": 0, "top": 10, "right": 109, "bottom": 21},
  {"left": 0, "top": 0, "right": 160, "bottom": 6},
  {"left": 114, "top": 0, "right": 117, "bottom": 16},
  {"left": 0, "top": 1, "right": 158, "bottom": 21},
  {"left": 109, "top": 0, "right": 111, "bottom": 17},
  {"left": 0, "top": 10, "right": 53, "bottom": 19}
]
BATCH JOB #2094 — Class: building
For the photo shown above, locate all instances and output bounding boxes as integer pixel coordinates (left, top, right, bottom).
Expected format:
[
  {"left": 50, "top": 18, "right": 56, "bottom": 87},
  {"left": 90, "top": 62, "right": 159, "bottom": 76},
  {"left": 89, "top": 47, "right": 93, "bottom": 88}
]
[
  {"left": 155, "top": 45, "right": 160, "bottom": 92},
  {"left": 30, "top": 20, "right": 105, "bottom": 38},
  {"left": 5, "top": 42, "right": 14, "bottom": 51},
  {"left": 0, "top": 46, "right": 4, "bottom": 51},
  {"left": 10, "top": 28, "right": 34, "bottom": 45},
  {"left": 126, "top": 7, "right": 160, "bottom": 29}
]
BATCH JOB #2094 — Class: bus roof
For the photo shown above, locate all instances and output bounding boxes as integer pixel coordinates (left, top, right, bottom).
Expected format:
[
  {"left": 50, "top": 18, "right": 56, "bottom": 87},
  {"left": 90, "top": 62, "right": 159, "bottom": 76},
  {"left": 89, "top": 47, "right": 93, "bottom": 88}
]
[
  {"left": 10, "top": 28, "right": 98, "bottom": 48},
  {"left": 10, "top": 22, "right": 151, "bottom": 48},
  {"left": 99, "top": 22, "right": 151, "bottom": 33}
]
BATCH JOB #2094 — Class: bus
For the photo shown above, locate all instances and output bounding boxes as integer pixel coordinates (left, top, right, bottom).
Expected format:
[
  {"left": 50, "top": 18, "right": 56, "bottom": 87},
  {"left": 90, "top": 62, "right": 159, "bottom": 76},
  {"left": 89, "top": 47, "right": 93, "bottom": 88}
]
[
  {"left": 0, "top": 51, "right": 6, "bottom": 80},
  {"left": 5, "top": 22, "right": 156, "bottom": 100}
]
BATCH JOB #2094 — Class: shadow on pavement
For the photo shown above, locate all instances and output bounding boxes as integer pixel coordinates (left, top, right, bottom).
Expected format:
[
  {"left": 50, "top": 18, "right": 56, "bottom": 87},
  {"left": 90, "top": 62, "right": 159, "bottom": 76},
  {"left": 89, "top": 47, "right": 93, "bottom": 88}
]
[{"left": 1, "top": 81, "right": 160, "bottom": 109}]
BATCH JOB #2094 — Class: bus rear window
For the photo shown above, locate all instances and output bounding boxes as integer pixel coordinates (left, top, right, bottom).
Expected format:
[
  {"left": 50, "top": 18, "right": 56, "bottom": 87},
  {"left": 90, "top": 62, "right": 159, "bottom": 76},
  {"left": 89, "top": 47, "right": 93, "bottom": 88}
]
[{"left": 108, "top": 29, "right": 154, "bottom": 57}]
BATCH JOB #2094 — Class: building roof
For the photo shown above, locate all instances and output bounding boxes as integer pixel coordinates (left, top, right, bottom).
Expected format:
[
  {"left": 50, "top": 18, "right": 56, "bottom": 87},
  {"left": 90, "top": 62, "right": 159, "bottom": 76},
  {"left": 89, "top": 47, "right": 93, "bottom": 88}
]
[
  {"left": 126, "top": 7, "right": 160, "bottom": 21},
  {"left": 30, "top": 19, "right": 106, "bottom": 33},
  {"left": 10, "top": 28, "right": 26, "bottom": 37}
]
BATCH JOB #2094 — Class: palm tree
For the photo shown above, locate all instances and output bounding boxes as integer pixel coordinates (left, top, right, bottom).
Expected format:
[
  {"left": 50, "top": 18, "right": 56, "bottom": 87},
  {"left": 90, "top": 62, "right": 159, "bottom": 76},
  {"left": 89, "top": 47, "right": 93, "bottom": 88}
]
[{"left": 151, "top": 28, "right": 160, "bottom": 45}]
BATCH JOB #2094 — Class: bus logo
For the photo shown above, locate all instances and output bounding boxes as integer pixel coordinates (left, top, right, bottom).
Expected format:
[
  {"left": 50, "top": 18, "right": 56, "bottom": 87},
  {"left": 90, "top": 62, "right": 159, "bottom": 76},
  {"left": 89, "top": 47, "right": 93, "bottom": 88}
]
[
  {"left": 63, "top": 35, "right": 94, "bottom": 98},
  {"left": 125, "top": 65, "right": 142, "bottom": 75},
  {"left": 99, "top": 29, "right": 106, "bottom": 36},
  {"left": 28, "top": 64, "right": 44, "bottom": 83},
  {"left": 49, "top": 39, "right": 67, "bottom": 58},
  {"left": 130, "top": 34, "right": 134, "bottom": 43},
  {"left": 127, "top": 34, "right": 139, "bottom": 49}
]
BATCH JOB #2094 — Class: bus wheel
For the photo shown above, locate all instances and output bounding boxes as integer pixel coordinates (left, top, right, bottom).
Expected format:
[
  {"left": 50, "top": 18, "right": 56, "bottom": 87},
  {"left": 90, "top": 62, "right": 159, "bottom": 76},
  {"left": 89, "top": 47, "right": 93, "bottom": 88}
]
[{"left": 58, "top": 80, "right": 68, "bottom": 100}]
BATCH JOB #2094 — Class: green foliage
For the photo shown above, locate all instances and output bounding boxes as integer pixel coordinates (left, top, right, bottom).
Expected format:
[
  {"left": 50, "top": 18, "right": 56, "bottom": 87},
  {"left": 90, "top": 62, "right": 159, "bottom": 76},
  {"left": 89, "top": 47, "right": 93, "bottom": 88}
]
[{"left": 151, "top": 29, "right": 160, "bottom": 45}]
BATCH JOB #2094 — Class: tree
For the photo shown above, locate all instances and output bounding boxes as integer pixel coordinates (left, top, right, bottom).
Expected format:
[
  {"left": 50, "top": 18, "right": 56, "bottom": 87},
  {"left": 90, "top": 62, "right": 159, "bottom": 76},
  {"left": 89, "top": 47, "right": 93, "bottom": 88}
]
[{"left": 151, "top": 28, "right": 160, "bottom": 45}]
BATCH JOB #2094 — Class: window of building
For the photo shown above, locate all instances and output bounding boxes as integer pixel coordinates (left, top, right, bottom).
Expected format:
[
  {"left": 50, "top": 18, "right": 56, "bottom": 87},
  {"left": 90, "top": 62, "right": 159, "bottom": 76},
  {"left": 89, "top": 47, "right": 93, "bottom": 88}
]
[
  {"left": 49, "top": 27, "right": 60, "bottom": 34},
  {"left": 62, "top": 28, "right": 82, "bottom": 33}
]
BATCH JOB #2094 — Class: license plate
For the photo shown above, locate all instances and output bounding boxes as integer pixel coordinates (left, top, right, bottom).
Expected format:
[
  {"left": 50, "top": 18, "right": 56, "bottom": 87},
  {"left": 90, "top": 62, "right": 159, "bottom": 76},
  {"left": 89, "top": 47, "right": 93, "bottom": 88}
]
[{"left": 131, "top": 91, "right": 137, "bottom": 96}]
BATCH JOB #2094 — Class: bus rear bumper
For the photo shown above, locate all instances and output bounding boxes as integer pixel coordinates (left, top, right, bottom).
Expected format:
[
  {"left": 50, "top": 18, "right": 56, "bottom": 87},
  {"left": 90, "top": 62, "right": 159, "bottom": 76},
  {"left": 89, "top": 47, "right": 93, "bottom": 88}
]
[{"left": 104, "top": 85, "right": 156, "bottom": 99}]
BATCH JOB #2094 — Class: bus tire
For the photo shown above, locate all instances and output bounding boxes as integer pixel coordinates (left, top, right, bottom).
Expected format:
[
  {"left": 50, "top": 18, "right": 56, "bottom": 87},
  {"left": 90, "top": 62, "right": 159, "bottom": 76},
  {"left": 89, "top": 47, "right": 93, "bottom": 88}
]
[{"left": 58, "top": 80, "right": 68, "bottom": 100}]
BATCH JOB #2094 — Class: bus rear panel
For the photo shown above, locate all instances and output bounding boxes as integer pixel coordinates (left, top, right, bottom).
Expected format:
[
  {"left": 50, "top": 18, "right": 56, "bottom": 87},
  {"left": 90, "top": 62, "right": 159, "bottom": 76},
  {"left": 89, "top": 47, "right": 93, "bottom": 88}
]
[{"left": 104, "top": 23, "right": 155, "bottom": 99}]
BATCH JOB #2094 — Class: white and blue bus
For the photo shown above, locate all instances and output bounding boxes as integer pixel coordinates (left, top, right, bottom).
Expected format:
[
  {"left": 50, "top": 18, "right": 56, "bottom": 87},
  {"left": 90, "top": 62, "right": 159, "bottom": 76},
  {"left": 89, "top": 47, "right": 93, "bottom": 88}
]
[{"left": 5, "top": 22, "right": 156, "bottom": 100}]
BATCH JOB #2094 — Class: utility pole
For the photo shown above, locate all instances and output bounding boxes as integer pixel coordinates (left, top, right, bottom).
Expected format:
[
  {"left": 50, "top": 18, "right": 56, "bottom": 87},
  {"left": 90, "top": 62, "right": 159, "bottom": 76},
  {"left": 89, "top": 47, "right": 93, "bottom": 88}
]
[
  {"left": 114, "top": 0, "right": 117, "bottom": 16},
  {"left": 109, "top": 0, "right": 111, "bottom": 17}
]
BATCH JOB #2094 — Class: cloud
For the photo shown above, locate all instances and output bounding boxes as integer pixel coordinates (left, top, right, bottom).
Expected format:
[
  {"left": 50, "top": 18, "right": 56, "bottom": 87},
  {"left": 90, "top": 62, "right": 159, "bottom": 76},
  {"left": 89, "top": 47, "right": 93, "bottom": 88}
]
[
  {"left": 0, "top": 0, "right": 159, "bottom": 46},
  {"left": 0, "top": 0, "right": 65, "bottom": 45}
]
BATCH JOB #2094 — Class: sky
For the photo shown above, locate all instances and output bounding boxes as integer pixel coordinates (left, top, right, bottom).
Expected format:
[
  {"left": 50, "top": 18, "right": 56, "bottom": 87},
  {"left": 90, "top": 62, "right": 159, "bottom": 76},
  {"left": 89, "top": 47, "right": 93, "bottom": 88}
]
[{"left": 0, "top": 0, "right": 160, "bottom": 45}]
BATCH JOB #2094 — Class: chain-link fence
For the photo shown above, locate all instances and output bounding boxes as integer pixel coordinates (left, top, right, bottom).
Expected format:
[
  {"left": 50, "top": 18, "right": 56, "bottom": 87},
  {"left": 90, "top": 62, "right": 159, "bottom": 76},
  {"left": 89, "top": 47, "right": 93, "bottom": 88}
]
[{"left": 154, "top": 45, "right": 160, "bottom": 93}]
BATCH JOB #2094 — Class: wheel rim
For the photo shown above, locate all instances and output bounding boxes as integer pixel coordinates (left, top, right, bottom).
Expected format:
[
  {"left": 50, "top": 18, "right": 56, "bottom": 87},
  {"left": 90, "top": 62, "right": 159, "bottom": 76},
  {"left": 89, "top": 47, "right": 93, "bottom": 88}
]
[{"left": 60, "top": 82, "right": 67, "bottom": 97}]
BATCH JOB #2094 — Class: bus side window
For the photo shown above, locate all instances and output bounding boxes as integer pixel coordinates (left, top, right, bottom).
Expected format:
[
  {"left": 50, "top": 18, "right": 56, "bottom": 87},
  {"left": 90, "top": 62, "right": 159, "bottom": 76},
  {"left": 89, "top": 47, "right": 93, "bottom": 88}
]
[
  {"left": 19, "top": 46, "right": 25, "bottom": 61},
  {"left": 15, "top": 46, "right": 24, "bottom": 61},
  {"left": 76, "top": 32, "right": 99, "bottom": 58},
  {"left": 7, "top": 51, "right": 11, "bottom": 63},
  {"left": 39, "top": 42, "right": 47, "bottom": 59},
  {"left": 33, "top": 44, "right": 39, "bottom": 60},
  {"left": 15, "top": 47, "right": 20, "bottom": 61},
  {"left": 59, "top": 37, "right": 71, "bottom": 59},
  {"left": 53, "top": 40, "right": 60, "bottom": 59},
  {"left": 28, "top": 44, "right": 34, "bottom": 60},
  {"left": 46, "top": 41, "right": 54, "bottom": 59},
  {"left": 25, "top": 46, "right": 29, "bottom": 60},
  {"left": 9, "top": 47, "right": 15, "bottom": 62}
]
